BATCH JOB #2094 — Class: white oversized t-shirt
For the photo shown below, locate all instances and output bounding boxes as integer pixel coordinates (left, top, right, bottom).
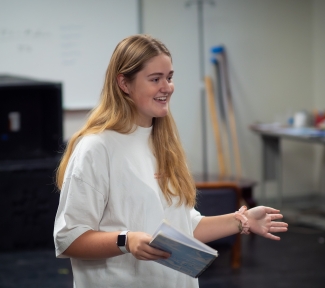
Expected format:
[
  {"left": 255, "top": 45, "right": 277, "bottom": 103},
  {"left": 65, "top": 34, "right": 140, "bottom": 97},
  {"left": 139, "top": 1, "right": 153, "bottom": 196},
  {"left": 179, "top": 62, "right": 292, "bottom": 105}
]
[{"left": 54, "top": 126, "right": 203, "bottom": 288}]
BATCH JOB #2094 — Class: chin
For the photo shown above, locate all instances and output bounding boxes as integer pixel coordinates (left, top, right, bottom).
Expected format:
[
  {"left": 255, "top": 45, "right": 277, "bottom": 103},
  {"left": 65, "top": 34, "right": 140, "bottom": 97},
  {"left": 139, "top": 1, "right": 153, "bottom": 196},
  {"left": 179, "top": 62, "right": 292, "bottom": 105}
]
[{"left": 155, "top": 111, "right": 169, "bottom": 118}]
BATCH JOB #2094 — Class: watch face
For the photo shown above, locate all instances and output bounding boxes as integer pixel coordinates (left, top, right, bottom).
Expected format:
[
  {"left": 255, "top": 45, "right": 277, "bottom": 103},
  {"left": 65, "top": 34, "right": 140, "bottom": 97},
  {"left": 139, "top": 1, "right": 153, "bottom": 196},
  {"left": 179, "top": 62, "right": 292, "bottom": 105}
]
[{"left": 117, "top": 234, "right": 126, "bottom": 246}]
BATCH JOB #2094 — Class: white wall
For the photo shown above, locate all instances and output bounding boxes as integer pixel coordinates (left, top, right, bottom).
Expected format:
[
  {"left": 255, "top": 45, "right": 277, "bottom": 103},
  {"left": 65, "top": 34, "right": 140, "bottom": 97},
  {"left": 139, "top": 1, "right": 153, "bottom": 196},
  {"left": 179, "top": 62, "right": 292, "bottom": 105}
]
[
  {"left": 64, "top": 0, "right": 324, "bottom": 202},
  {"left": 312, "top": 0, "right": 325, "bottom": 195},
  {"left": 142, "top": 0, "right": 317, "bottom": 201},
  {"left": 64, "top": 110, "right": 89, "bottom": 141},
  {"left": 313, "top": 0, "right": 325, "bottom": 108},
  {"left": 143, "top": 0, "right": 204, "bottom": 176},
  {"left": 204, "top": 0, "right": 315, "bottom": 201}
]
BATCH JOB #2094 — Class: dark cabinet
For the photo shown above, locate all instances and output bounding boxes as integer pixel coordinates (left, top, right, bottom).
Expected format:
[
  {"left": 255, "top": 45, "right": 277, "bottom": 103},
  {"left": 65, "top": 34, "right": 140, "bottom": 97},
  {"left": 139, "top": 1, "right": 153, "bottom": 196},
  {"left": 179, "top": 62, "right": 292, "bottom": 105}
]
[
  {"left": 0, "top": 75, "right": 63, "bottom": 251},
  {"left": 0, "top": 160, "right": 60, "bottom": 250}
]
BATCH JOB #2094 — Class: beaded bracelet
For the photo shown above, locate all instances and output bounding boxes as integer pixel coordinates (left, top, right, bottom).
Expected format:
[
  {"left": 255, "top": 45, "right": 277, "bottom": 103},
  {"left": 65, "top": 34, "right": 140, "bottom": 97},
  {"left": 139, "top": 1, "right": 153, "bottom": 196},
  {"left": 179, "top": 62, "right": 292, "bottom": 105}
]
[{"left": 234, "top": 206, "right": 250, "bottom": 235}]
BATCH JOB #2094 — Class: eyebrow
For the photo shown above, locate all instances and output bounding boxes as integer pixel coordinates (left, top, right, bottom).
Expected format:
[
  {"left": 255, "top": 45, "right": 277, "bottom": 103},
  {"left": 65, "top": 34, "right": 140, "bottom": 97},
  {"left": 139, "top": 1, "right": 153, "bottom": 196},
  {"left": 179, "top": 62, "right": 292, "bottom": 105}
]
[{"left": 147, "top": 71, "right": 174, "bottom": 77}]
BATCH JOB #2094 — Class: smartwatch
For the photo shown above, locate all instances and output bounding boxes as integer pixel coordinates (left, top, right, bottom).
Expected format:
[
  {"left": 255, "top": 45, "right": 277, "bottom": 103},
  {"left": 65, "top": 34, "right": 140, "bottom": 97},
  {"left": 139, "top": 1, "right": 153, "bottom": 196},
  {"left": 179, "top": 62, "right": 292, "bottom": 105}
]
[{"left": 117, "top": 230, "right": 130, "bottom": 254}]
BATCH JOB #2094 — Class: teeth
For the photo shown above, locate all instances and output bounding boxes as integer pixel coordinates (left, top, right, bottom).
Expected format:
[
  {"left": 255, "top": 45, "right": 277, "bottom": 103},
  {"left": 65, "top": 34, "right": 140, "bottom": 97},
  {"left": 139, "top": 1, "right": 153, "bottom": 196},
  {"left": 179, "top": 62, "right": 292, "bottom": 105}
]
[{"left": 155, "top": 97, "right": 167, "bottom": 101}]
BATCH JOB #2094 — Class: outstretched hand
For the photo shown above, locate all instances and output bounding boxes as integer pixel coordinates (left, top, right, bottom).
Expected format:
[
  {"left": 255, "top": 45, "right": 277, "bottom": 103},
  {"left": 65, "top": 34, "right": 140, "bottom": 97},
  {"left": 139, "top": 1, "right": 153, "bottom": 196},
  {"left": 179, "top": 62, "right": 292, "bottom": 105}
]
[{"left": 245, "top": 206, "right": 288, "bottom": 240}]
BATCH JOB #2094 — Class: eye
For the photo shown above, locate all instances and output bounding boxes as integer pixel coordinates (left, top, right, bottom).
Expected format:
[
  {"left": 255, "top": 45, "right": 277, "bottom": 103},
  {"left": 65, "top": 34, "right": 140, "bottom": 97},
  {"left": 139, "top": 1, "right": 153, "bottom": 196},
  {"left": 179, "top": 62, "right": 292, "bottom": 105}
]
[
  {"left": 151, "top": 78, "right": 159, "bottom": 83},
  {"left": 167, "top": 76, "right": 173, "bottom": 82}
]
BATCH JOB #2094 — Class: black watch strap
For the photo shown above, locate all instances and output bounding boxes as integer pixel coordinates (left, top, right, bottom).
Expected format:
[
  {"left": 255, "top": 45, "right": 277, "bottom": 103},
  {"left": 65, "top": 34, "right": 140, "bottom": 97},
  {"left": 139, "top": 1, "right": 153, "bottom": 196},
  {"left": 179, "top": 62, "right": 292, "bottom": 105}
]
[{"left": 117, "top": 230, "right": 130, "bottom": 254}]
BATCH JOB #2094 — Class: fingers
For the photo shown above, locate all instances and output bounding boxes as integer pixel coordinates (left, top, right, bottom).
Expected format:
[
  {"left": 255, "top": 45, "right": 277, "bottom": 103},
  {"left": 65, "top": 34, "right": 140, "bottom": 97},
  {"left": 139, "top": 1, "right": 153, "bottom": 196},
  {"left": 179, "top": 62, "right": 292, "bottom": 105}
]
[
  {"left": 135, "top": 247, "right": 170, "bottom": 261},
  {"left": 264, "top": 233, "right": 281, "bottom": 241},
  {"left": 127, "top": 232, "right": 171, "bottom": 261},
  {"left": 271, "top": 221, "right": 288, "bottom": 227},
  {"left": 264, "top": 206, "right": 281, "bottom": 214},
  {"left": 265, "top": 222, "right": 288, "bottom": 239},
  {"left": 269, "top": 226, "right": 288, "bottom": 233},
  {"left": 269, "top": 214, "right": 284, "bottom": 221}
]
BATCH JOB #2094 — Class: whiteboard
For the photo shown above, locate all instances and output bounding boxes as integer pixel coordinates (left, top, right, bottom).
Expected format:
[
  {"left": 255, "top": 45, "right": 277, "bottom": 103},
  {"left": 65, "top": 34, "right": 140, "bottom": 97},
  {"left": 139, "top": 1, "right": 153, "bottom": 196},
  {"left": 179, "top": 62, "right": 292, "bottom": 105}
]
[{"left": 0, "top": 0, "right": 139, "bottom": 109}]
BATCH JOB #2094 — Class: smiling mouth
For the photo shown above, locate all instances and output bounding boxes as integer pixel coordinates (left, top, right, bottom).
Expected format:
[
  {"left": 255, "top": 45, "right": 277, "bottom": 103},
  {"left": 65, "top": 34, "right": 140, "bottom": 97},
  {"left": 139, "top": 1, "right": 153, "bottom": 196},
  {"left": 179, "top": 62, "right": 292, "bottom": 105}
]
[{"left": 154, "top": 96, "right": 167, "bottom": 102}]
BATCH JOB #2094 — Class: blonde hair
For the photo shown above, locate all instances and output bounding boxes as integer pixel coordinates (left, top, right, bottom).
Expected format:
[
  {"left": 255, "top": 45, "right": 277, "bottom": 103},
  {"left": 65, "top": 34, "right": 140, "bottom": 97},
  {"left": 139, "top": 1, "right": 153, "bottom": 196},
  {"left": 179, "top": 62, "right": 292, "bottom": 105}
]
[{"left": 56, "top": 34, "right": 196, "bottom": 207}]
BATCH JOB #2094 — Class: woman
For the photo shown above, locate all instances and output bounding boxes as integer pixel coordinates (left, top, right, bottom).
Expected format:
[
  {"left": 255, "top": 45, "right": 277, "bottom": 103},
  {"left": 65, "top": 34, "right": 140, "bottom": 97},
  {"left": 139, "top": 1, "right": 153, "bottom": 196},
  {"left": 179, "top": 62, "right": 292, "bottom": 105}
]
[{"left": 54, "top": 34, "right": 288, "bottom": 288}]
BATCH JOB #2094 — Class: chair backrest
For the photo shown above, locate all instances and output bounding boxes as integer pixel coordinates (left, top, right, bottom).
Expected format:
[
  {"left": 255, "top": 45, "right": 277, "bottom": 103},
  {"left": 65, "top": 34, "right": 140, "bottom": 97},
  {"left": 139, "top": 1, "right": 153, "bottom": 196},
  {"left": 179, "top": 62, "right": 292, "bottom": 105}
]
[{"left": 195, "top": 187, "right": 238, "bottom": 246}]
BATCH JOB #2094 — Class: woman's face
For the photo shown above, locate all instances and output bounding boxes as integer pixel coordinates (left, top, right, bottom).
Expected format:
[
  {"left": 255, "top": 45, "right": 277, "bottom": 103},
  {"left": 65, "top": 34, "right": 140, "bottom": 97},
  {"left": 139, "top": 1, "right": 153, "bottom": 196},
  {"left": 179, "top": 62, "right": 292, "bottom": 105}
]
[{"left": 126, "top": 54, "right": 174, "bottom": 127}]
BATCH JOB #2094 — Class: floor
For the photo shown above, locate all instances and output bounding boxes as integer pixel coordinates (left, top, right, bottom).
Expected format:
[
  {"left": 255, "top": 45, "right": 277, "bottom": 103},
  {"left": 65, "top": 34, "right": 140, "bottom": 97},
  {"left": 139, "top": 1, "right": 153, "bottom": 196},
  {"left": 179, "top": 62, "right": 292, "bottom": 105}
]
[
  {"left": 0, "top": 204, "right": 325, "bottom": 288},
  {"left": 200, "top": 224, "right": 325, "bottom": 288},
  {"left": 200, "top": 196, "right": 325, "bottom": 288}
]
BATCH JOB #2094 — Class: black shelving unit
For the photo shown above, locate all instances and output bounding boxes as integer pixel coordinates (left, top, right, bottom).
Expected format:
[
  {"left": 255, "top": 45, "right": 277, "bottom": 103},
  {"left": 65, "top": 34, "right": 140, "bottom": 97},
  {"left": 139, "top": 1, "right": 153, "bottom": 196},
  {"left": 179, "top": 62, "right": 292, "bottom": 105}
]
[{"left": 0, "top": 75, "right": 63, "bottom": 251}]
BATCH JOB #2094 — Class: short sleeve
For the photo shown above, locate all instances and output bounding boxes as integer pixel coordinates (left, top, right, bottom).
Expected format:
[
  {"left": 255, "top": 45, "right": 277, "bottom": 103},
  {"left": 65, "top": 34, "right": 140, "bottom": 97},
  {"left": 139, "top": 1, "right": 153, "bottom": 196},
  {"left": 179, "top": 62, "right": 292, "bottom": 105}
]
[
  {"left": 53, "top": 135, "right": 109, "bottom": 258},
  {"left": 54, "top": 176, "right": 106, "bottom": 257},
  {"left": 190, "top": 208, "right": 204, "bottom": 231}
]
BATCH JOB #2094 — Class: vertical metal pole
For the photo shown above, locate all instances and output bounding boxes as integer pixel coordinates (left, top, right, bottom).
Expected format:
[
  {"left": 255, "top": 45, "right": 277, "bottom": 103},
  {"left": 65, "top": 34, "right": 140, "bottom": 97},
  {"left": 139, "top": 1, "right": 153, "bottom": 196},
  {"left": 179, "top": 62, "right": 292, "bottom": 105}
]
[
  {"left": 186, "top": 0, "right": 214, "bottom": 180},
  {"left": 262, "top": 135, "right": 282, "bottom": 207},
  {"left": 261, "top": 136, "right": 267, "bottom": 205},
  {"left": 276, "top": 142, "right": 282, "bottom": 208},
  {"left": 137, "top": 0, "right": 143, "bottom": 34},
  {"left": 197, "top": 0, "right": 208, "bottom": 181}
]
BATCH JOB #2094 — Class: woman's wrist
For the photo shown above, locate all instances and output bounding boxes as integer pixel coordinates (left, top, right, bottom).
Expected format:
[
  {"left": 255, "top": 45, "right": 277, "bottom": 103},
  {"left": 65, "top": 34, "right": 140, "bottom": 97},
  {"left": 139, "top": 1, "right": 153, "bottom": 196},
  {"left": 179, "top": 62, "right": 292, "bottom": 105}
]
[
  {"left": 234, "top": 206, "right": 250, "bottom": 235},
  {"left": 126, "top": 231, "right": 131, "bottom": 253}
]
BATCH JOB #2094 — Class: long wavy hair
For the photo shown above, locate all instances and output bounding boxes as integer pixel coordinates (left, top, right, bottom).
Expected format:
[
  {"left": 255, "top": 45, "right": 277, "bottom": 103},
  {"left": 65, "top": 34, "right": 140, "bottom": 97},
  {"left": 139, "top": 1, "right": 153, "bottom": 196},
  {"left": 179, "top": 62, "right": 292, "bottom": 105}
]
[{"left": 56, "top": 34, "right": 196, "bottom": 207}]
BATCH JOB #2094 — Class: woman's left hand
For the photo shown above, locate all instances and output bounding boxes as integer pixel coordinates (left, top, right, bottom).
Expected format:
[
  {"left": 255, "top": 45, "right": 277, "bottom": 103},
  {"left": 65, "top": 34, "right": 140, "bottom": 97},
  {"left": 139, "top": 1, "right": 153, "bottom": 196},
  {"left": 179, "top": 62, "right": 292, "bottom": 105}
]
[{"left": 245, "top": 206, "right": 288, "bottom": 240}]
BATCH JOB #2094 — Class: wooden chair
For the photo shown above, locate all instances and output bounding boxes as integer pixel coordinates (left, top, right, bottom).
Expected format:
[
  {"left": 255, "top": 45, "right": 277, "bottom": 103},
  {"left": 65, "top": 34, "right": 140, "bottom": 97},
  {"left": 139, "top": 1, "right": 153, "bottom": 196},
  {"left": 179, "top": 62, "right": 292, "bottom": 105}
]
[{"left": 195, "top": 181, "right": 242, "bottom": 269}]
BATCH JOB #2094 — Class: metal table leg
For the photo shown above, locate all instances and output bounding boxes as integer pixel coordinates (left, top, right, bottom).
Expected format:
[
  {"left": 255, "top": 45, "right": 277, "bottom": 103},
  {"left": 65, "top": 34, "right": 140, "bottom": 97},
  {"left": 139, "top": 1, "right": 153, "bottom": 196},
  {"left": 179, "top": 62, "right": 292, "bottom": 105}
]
[{"left": 261, "top": 135, "right": 282, "bottom": 207}]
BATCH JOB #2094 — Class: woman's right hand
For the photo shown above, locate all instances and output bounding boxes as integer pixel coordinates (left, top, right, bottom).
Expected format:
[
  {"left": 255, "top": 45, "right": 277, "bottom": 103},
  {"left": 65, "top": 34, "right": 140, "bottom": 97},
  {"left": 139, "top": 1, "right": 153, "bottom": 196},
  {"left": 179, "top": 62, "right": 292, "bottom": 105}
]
[{"left": 127, "top": 232, "right": 171, "bottom": 261}]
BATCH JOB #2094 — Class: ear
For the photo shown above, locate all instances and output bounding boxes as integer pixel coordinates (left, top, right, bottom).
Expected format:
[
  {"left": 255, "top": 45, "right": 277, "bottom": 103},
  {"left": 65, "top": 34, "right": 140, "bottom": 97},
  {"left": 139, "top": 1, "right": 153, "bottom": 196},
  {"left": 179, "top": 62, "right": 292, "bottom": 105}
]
[{"left": 117, "top": 74, "right": 129, "bottom": 94}]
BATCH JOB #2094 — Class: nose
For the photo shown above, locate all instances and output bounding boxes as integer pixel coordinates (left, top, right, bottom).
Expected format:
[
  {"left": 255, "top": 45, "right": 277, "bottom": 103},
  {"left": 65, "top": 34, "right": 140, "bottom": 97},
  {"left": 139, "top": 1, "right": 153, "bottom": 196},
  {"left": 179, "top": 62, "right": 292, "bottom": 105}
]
[{"left": 161, "top": 79, "right": 173, "bottom": 94}]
